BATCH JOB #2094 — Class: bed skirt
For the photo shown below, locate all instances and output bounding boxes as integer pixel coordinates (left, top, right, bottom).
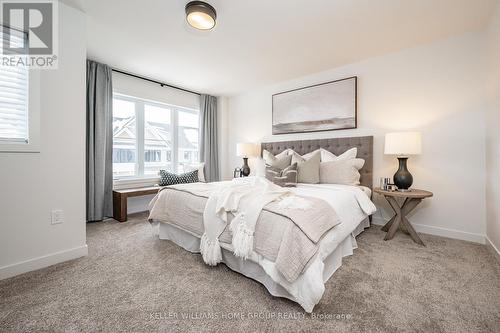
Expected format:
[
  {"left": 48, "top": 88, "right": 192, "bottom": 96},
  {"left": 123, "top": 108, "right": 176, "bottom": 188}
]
[{"left": 156, "top": 218, "right": 370, "bottom": 309}]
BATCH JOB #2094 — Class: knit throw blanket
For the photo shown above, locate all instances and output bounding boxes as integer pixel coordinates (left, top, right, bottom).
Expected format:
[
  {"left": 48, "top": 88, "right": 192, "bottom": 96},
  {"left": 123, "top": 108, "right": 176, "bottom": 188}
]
[{"left": 200, "top": 177, "right": 289, "bottom": 265}]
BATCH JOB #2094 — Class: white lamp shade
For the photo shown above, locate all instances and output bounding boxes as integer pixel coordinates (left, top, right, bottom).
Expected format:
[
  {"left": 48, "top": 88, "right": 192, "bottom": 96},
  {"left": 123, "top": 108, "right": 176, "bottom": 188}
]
[
  {"left": 384, "top": 132, "right": 422, "bottom": 156},
  {"left": 236, "top": 143, "right": 259, "bottom": 157}
]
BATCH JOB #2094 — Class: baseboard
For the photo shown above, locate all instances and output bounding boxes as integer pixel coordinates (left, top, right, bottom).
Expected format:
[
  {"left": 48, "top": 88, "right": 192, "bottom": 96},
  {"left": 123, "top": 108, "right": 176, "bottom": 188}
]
[
  {"left": 485, "top": 236, "right": 500, "bottom": 263},
  {"left": 0, "top": 245, "right": 88, "bottom": 280},
  {"left": 371, "top": 216, "right": 485, "bottom": 244}
]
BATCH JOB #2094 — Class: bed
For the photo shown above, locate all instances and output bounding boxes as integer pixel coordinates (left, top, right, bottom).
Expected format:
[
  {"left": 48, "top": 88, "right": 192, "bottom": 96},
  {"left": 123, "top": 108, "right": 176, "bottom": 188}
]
[{"left": 148, "top": 136, "right": 375, "bottom": 312}]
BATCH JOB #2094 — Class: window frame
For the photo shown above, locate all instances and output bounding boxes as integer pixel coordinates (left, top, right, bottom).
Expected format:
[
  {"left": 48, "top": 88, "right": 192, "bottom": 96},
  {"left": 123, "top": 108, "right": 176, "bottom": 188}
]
[
  {"left": 112, "top": 93, "right": 200, "bottom": 187},
  {"left": 0, "top": 26, "right": 40, "bottom": 153}
]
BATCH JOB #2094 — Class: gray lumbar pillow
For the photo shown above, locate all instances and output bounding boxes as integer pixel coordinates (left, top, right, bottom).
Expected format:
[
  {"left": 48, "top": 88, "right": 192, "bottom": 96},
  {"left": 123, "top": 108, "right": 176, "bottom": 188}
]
[
  {"left": 291, "top": 151, "right": 321, "bottom": 184},
  {"left": 263, "top": 150, "right": 292, "bottom": 169}
]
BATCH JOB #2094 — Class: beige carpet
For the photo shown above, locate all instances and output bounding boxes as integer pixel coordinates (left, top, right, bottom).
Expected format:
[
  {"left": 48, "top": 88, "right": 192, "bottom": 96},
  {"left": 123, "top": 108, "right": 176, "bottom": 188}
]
[{"left": 1, "top": 213, "right": 499, "bottom": 332}]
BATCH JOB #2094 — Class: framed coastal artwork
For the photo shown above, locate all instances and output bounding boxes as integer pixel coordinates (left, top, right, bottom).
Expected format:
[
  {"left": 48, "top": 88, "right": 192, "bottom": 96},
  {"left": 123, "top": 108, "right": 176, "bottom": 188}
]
[{"left": 272, "top": 76, "right": 357, "bottom": 134}]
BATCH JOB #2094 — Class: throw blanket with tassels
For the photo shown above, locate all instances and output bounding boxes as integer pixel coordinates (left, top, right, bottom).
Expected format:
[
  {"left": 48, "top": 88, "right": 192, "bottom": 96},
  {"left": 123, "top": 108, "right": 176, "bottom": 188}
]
[
  {"left": 148, "top": 178, "right": 344, "bottom": 283},
  {"left": 200, "top": 177, "right": 289, "bottom": 265}
]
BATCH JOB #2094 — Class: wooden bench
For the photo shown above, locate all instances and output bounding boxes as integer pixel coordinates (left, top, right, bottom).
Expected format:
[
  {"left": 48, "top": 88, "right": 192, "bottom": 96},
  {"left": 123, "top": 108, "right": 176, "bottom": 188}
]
[{"left": 113, "top": 186, "right": 160, "bottom": 222}]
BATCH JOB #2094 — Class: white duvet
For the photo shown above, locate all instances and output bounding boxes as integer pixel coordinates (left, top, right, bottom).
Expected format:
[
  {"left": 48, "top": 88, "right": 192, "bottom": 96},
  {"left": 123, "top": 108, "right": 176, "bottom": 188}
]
[
  {"left": 246, "top": 183, "right": 377, "bottom": 312},
  {"left": 156, "top": 182, "right": 377, "bottom": 312}
]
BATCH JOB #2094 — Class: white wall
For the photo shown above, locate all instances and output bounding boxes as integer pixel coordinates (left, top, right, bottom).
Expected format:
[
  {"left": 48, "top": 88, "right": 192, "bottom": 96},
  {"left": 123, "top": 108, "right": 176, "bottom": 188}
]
[
  {"left": 0, "top": 4, "right": 87, "bottom": 279},
  {"left": 113, "top": 72, "right": 200, "bottom": 110},
  {"left": 227, "top": 32, "right": 488, "bottom": 243},
  {"left": 486, "top": 2, "right": 500, "bottom": 255},
  {"left": 218, "top": 96, "right": 230, "bottom": 181}
]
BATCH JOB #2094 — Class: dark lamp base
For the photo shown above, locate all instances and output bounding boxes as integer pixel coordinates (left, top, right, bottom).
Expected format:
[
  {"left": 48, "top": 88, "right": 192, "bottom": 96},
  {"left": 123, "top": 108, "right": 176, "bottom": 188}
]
[
  {"left": 393, "top": 157, "right": 413, "bottom": 191},
  {"left": 241, "top": 157, "right": 250, "bottom": 177}
]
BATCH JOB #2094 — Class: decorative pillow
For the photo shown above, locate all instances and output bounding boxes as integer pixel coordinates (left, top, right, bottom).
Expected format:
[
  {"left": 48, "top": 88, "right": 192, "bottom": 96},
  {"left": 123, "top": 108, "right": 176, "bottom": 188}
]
[
  {"left": 266, "top": 163, "right": 298, "bottom": 187},
  {"left": 291, "top": 151, "right": 321, "bottom": 184},
  {"left": 303, "top": 147, "right": 357, "bottom": 162},
  {"left": 263, "top": 150, "right": 292, "bottom": 169},
  {"left": 182, "top": 162, "right": 206, "bottom": 182},
  {"left": 319, "top": 158, "right": 365, "bottom": 185},
  {"left": 159, "top": 169, "right": 199, "bottom": 186}
]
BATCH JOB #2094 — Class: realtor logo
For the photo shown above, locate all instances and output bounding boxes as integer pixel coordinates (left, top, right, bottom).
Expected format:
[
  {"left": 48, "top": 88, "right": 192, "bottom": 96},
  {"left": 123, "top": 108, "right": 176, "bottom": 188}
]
[{"left": 0, "top": 0, "right": 58, "bottom": 68}]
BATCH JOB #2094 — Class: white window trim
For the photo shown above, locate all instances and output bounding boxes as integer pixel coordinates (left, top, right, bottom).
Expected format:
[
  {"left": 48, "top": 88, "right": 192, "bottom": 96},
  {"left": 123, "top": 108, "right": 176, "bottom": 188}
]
[
  {"left": 0, "top": 69, "right": 40, "bottom": 153},
  {"left": 112, "top": 93, "right": 200, "bottom": 185}
]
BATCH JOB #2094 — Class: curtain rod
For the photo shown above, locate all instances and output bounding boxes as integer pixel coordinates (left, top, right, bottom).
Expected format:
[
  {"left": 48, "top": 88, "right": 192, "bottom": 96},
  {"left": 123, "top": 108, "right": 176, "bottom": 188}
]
[{"left": 111, "top": 68, "right": 201, "bottom": 96}]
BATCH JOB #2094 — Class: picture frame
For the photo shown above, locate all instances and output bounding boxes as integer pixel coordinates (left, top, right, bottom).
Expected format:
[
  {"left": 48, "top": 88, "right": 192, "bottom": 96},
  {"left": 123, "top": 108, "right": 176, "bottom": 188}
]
[{"left": 272, "top": 76, "right": 357, "bottom": 135}]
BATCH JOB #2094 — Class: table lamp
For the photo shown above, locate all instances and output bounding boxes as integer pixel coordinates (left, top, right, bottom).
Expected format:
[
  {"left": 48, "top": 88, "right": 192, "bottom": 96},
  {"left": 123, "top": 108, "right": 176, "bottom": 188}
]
[
  {"left": 236, "top": 143, "right": 259, "bottom": 177},
  {"left": 384, "top": 132, "right": 422, "bottom": 191}
]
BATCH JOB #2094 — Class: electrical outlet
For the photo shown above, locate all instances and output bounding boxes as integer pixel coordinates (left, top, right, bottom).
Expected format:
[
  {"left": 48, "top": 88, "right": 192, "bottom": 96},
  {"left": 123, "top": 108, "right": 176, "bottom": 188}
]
[{"left": 51, "top": 210, "right": 64, "bottom": 225}]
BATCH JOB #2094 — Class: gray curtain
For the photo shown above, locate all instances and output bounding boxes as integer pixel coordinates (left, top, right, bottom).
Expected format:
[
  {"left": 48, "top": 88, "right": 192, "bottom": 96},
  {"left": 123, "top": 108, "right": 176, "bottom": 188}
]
[
  {"left": 200, "top": 94, "right": 219, "bottom": 182},
  {"left": 86, "top": 60, "right": 113, "bottom": 221}
]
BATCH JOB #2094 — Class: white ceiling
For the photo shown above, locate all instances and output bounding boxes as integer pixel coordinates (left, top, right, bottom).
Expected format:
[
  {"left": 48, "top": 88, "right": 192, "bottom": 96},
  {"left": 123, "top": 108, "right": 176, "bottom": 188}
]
[{"left": 74, "top": 0, "right": 497, "bottom": 96}]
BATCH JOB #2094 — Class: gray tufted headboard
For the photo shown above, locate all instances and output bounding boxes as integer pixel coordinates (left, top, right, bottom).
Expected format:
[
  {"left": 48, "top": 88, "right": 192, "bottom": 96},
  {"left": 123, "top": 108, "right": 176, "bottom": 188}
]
[{"left": 261, "top": 136, "right": 373, "bottom": 189}]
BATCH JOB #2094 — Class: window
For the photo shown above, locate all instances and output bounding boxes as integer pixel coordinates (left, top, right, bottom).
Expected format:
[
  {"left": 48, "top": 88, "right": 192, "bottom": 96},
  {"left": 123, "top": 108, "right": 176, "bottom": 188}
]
[
  {"left": 0, "top": 27, "right": 29, "bottom": 144},
  {"left": 145, "top": 150, "right": 161, "bottom": 162},
  {"left": 178, "top": 109, "right": 200, "bottom": 167},
  {"left": 144, "top": 103, "right": 172, "bottom": 176},
  {"left": 112, "top": 93, "right": 200, "bottom": 180},
  {"left": 112, "top": 98, "right": 136, "bottom": 177}
]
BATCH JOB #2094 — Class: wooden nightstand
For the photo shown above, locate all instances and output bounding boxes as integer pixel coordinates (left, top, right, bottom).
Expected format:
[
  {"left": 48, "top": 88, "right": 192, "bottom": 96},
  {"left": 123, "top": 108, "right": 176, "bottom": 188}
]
[{"left": 373, "top": 187, "right": 433, "bottom": 246}]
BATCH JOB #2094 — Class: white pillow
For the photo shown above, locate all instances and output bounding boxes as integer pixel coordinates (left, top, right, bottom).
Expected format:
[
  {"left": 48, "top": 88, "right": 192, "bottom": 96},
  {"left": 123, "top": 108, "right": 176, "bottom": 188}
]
[
  {"left": 302, "top": 147, "right": 357, "bottom": 162},
  {"left": 300, "top": 149, "right": 319, "bottom": 160},
  {"left": 263, "top": 149, "right": 293, "bottom": 165},
  {"left": 319, "top": 158, "right": 365, "bottom": 185},
  {"left": 182, "top": 162, "right": 206, "bottom": 182}
]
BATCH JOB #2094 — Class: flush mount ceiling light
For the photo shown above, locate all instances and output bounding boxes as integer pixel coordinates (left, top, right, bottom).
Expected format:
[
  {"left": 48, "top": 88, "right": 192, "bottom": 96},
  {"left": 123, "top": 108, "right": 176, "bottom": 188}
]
[{"left": 185, "top": 1, "right": 217, "bottom": 30}]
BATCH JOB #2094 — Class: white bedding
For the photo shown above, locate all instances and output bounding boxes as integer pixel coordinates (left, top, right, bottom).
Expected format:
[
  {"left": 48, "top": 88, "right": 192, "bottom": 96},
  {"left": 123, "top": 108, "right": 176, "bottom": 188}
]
[
  {"left": 292, "top": 183, "right": 375, "bottom": 261},
  {"left": 156, "top": 182, "right": 376, "bottom": 312},
  {"left": 253, "top": 183, "right": 376, "bottom": 311}
]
